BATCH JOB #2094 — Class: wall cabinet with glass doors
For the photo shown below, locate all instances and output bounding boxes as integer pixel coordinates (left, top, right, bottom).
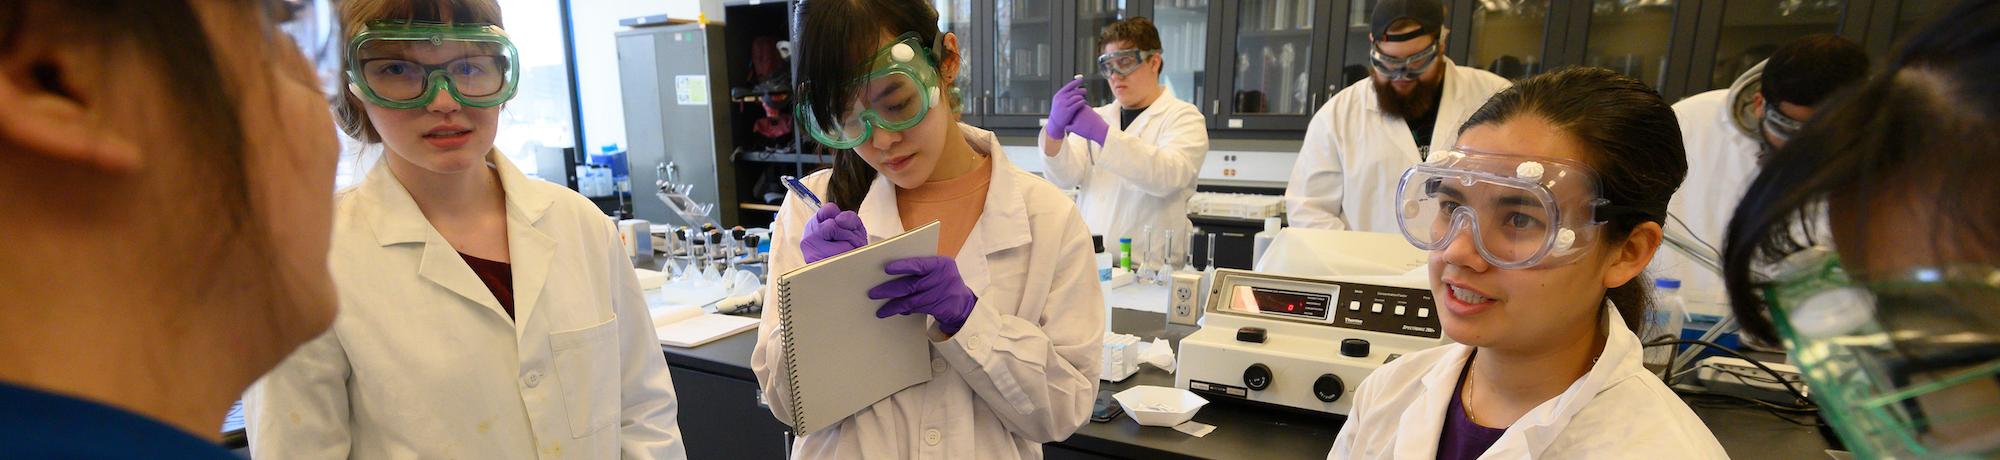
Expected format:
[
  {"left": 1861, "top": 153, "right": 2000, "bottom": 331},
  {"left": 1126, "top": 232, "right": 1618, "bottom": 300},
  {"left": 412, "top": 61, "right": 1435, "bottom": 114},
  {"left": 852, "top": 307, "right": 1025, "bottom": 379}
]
[{"left": 910, "top": 0, "right": 1922, "bottom": 136}]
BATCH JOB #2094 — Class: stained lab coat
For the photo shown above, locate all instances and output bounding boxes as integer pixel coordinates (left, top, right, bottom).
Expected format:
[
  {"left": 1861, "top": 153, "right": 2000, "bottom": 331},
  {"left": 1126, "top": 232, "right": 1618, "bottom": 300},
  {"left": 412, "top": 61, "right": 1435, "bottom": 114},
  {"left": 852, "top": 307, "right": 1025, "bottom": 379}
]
[
  {"left": 246, "top": 153, "right": 686, "bottom": 459},
  {"left": 1328, "top": 303, "right": 1728, "bottom": 459},
  {"left": 1653, "top": 87, "right": 1764, "bottom": 307},
  {"left": 751, "top": 124, "right": 1105, "bottom": 459},
  {"left": 1038, "top": 91, "right": 1209, "bottom": 244},
  {"left": 1285, "top": 59, "right": 1511, "bottom": 232}
]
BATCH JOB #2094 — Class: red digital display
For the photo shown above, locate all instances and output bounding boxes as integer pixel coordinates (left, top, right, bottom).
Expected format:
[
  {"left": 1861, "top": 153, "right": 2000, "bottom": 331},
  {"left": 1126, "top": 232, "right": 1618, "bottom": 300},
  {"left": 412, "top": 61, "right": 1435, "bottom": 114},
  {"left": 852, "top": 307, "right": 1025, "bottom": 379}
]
[{"left": 1226, "top": 285, "right": 1330, "bottom": 320}]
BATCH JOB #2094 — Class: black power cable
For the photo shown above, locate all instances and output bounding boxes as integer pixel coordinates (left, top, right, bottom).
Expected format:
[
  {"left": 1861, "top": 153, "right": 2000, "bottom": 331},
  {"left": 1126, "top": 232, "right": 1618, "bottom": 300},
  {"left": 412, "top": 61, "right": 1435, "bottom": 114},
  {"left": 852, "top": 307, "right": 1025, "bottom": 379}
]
[{"left": 1644, "top": 338, "right": 1813, "bottom": 405}]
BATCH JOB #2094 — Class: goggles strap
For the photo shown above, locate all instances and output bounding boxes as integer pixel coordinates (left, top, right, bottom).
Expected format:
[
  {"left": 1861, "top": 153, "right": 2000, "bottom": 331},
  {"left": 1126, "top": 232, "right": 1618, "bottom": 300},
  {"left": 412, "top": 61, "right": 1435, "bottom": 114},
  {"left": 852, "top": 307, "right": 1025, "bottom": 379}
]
[{"left": 1381, "top": 30, "right": 1431, "bottom": 43}]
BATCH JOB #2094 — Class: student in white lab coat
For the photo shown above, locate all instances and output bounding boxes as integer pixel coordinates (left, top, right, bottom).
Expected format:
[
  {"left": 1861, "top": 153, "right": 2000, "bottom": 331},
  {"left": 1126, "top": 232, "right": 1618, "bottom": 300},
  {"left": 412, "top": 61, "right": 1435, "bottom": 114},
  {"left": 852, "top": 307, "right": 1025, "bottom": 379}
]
[
  {"left": 1284, "top": 0, "right": 1510, "bottom": 232},
  {"left": 1039, "top": 17, "right": 1209, "bottom": 244},
  {"left": 1722, "top": 8, "right": 2000, "bottom": 455},
  {"left": 751, "top": 1, "right": 1105, "bottom": 458},
  {"left": 1329, "top": 68, "right": 1726, "bottom": 459},
  {"left": 245, "top": 2, "right": 686, "bottom": 458},
  {"left": 1651, "top": 35, "right": 1867, "bottom": 307}
]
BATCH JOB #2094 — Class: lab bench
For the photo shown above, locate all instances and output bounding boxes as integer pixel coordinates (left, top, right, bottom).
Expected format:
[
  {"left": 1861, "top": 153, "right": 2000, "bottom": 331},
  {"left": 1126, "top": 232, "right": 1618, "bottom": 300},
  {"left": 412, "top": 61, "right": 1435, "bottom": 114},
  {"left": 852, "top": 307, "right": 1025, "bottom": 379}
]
[{"left": 660, "top": 307, "right": 1834, "bottom": 459}]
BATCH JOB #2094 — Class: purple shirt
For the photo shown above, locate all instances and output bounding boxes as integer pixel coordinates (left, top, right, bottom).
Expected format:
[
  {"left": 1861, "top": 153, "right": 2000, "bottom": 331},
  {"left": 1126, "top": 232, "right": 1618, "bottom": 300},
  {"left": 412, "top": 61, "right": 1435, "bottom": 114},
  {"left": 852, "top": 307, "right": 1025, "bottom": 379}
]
[{"left": 1437, "top": 362, "right": 1508, "bottom": 460}]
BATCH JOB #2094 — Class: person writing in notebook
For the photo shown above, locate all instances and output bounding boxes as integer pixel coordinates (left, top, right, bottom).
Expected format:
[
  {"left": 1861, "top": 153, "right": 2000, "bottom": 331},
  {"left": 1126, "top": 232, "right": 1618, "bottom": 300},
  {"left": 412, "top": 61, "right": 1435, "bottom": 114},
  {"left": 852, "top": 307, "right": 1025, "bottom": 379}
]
[{"left": 750, "top": 0, "right": 1106, "bottom": 457}]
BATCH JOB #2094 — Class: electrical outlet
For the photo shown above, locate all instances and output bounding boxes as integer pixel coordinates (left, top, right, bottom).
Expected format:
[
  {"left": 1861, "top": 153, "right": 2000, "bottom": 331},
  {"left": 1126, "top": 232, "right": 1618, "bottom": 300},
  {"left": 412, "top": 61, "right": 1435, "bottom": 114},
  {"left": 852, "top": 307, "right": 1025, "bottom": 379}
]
[{"left": 1168, "top": 272, "right": 1204, "bottom": 327}]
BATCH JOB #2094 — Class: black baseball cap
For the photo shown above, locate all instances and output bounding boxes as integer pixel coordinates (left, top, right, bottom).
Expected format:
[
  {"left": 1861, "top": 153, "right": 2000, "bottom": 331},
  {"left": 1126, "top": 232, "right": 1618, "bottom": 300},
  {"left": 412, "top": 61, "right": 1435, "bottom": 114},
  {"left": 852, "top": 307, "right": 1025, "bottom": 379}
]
[{"left": 1370, "top": 0, "right": 1445, "bottom": 43}]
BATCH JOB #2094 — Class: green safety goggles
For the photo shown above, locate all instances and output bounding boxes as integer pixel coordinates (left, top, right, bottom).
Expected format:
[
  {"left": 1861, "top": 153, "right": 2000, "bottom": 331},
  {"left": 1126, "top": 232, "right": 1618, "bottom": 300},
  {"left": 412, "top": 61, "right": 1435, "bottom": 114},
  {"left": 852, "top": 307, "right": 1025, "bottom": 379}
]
[
  {"left": 346, "top": 20, "right": 519, "bottom": 109},
  {"left": 1764, "top": 249, "right": 2000, "bottom": 458},
  {"left": 795, "top": 33, "right": 944, "bottom": 150}
]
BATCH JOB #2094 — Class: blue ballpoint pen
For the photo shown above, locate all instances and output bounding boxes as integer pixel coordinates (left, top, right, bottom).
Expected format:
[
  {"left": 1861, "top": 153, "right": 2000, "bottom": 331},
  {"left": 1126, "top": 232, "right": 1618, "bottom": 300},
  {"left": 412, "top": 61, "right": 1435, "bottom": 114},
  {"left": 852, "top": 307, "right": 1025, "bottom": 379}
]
[{"left": 780, "top": 175, "right": 823, "bottom": 212}]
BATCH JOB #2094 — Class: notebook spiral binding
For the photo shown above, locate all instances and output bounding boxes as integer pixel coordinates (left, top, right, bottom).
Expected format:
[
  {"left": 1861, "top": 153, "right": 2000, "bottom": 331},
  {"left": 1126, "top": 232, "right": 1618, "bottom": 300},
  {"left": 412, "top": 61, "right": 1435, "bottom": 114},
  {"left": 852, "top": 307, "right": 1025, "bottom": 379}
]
[{"left": 776, "top": 281, "right": 805, "bottom": 430}]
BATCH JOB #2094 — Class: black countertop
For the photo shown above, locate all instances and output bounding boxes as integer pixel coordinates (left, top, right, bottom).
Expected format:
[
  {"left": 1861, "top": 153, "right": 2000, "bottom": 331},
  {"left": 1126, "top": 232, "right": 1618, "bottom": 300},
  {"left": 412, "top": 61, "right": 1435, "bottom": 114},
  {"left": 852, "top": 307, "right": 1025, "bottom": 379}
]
[{"left": 661, "top": 308, "right": 1831, "bottom": 459}]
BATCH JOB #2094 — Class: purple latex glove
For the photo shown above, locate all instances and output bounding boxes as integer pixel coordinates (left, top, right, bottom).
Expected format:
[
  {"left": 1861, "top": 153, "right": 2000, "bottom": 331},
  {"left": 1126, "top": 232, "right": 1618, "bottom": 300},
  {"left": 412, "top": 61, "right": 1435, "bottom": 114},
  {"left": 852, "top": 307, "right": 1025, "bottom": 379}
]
[
  {"left": 868, "top": 256, "right": 977, "bottom": 335},
  {"left": 1044, "top": 79, "right": 1088, "bottom": 140},
  {"left": 801, "top": 204, "right": 867, "bottom": 264},
  {"left": 1062, "top": 92, "right": 1110, "bottom": 144}
]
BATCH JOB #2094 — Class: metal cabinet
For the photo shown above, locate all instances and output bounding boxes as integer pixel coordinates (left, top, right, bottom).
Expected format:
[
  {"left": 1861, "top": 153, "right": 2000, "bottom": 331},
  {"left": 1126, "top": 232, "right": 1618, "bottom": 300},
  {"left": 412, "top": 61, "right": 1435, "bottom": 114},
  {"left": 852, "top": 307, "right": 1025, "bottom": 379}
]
[
  {"left": 1153, "top": 0, "right": 1215, "bottom": 109},
  {"left": 668, "top": 365, "right": 793, "bottom": 459},
  {"left": 946, "top": 0, "right": 1212, "bottom": 131},
  {"left": 1580, "top": 0, "right": 1691, "bottom": 92},
  {"left": 1462, "top": 0, "right": 1555, "bottom": 81},
  {"left": 1859, "top": 0, "right": 1953, "bottom": 58},
  {"left": 1072, "top": 0, "right": 1136, "bottom": 104},
  {"left": 1216, "top": 0, "right": 1338, "bottom": 131},
  {"left": 1684, "top": 0, "right": 1853, "bottom": 94},
  {"left": 616, "top": 24, "right": 740, "bottom": 228},
  {"left": 1443, "top": 0, "right": 1880, "bottom": 101},
  {"left": 986, "top": 0, "right": 1065, "bottom": 127},
  {"left": 654, "top": 0, "right": 1918, "bottom": 157},
  {"left": 936, "top": 0, "right": 980, "bottom": 125}
]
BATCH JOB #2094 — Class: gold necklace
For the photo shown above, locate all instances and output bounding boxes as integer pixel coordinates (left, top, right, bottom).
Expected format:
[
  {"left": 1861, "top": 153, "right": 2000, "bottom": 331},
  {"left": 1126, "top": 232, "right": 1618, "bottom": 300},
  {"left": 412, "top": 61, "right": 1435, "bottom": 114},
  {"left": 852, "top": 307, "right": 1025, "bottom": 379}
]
[
  {"left": 1464, "top": 353, "right": 1599, "bottom": 425},
  {"left": 1464, "top": 359, "right": 1480, "bottom": 424}
]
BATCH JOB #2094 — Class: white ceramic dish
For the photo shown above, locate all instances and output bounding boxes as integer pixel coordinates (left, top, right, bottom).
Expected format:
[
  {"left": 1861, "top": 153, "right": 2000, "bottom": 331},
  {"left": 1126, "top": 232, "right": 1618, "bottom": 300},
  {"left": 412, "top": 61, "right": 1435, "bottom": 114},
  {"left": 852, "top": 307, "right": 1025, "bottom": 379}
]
[{"left": 1113, "top": 385, "right": 1208, "bottom": 427}]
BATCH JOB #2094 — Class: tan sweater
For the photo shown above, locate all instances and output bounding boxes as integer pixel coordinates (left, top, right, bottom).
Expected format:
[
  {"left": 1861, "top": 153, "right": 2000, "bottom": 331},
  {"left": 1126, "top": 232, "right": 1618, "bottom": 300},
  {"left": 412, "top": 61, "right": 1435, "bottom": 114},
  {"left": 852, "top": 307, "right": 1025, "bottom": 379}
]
[{"left": 896, "top": 156, "right": 993, "bottom": 258}]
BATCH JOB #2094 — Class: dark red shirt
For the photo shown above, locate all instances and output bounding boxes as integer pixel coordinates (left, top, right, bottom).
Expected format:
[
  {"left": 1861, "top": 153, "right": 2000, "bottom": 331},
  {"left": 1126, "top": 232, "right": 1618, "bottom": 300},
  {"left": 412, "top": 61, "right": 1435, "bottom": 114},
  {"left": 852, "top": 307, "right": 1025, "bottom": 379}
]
[{"left": 459, "top": 252, "right": 515, "bottom": 318}]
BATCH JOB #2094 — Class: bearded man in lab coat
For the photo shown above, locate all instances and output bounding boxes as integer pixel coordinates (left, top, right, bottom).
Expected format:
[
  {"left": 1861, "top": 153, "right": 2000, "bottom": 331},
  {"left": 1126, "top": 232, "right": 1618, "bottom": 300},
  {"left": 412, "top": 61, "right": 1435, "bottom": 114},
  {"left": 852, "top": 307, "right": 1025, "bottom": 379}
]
[
  {"left": 1652, "top": 34, "right": 1867, "bottom": 306},
  {"left": 1041, "top": 16, "right": 1210, "bottom": 245},
  {"left": 1283, "top": 0, "right": 1510, "bottom": 232}
]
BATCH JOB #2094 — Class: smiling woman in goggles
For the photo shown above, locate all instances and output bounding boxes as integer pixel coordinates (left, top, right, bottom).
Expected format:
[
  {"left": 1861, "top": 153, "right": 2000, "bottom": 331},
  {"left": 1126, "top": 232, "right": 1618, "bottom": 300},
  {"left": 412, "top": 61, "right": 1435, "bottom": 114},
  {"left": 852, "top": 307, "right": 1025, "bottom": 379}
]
[
  {"left": 1330, "top": 67, "right": 1729, "bottom": 459},
  {"left": 1396, "top": 149, "right": 1650, "bottom": 270}
]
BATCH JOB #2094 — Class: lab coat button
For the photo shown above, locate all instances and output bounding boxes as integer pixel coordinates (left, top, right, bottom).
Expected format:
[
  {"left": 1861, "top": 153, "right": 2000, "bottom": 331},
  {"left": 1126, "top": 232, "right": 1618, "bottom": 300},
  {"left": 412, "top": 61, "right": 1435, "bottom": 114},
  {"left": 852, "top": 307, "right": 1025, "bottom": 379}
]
[
  {"left": 967, "top": 337, "right": 985, "bottom": 351},
  {"left": 524, "top": 371, "right": 542, "bottom": 388},
  {"left": 924, "top": 428, "right": 941, "bottom": 446},
  {"left": 932, "top": 358, "right": 947, "bottom": 372}
]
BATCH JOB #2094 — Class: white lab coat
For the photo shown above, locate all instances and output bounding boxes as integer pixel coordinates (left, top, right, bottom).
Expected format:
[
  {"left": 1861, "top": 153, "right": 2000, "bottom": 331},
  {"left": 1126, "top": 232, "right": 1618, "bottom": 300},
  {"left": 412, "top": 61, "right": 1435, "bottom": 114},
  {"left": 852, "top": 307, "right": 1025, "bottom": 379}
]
[
  {"left": 1285, "top": 59, "right": 1512, "bottom": 232},
  {"left": 1653, "top": 88, "right": 1763, "bottom": 306},
  {"left": 1038, "top": 91, "right": 1209, "bottom": 244},
  {"left": 246, "top": 153, "right": 687, "bottom": 459},
  {"left": 1328, "top": 303, "right": 1728, "bottom": 459},
  {"left": 751, "top": 124, "right": 1106, "bottom": 459}
]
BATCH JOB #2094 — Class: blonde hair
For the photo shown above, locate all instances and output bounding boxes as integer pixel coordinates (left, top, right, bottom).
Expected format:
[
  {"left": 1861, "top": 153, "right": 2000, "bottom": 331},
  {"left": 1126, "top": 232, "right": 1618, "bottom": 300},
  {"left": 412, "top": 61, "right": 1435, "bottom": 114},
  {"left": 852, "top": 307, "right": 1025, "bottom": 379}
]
[{"left": 334, "top": 0, "right": 504, "bottom": 143}]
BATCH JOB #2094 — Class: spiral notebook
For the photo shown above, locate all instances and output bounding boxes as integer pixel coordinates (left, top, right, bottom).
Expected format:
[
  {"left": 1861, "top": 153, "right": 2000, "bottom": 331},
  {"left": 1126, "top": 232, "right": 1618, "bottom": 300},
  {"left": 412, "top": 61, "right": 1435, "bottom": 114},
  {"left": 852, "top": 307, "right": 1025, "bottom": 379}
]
[{"left": 776, "top": 221, "right": 940, "bottom": 434}]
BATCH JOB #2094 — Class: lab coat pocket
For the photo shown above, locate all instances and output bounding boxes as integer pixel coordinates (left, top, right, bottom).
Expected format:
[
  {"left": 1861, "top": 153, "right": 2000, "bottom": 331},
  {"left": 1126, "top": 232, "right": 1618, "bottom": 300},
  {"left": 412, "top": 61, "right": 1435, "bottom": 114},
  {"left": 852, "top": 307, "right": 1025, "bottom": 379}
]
[{"left": 550, "top": 314, "right": 620, "bottom": 439}]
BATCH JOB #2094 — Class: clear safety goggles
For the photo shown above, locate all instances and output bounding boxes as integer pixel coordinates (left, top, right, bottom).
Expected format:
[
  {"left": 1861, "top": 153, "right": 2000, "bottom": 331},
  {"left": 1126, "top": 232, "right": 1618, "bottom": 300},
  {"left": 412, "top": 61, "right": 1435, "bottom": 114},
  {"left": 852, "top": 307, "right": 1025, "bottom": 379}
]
[
  {"left": 1370, "top": 41, "right": 1440, "bottom": 81},
  {"left": 795, "top": 33, "right": 943, "bottom": 150},
  {"left": 1097, "top": 48, "right": 1160, "bottom": 78},
  {"left": 1764, "top": 249, "right": 2000, "bottom": 458},
  {"left": 1761, "top": 104, "right": 1806, "bottom": 144},
  {"left": 1395, "top": 149, "right": 1623, "bottom": 269},
  {"left": 345, "top": 20, "right": 519, "bottom": 110}
]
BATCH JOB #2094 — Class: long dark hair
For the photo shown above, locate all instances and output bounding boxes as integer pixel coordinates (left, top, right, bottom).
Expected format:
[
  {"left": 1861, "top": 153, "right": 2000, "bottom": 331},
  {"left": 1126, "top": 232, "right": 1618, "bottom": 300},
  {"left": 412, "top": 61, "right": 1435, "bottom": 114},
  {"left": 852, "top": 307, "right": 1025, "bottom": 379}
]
[
  {"left": 1722, "top": 0, "right": 2000, "bottom": 341},
  {"left": 793, "top": 0, "right": 956, "bottom": 211},
  {"left": 1457, "top": 67, "right": 1687, "bottom": 332}
]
